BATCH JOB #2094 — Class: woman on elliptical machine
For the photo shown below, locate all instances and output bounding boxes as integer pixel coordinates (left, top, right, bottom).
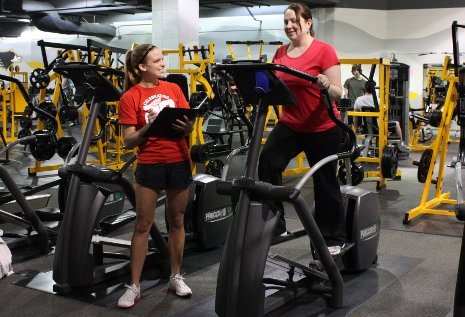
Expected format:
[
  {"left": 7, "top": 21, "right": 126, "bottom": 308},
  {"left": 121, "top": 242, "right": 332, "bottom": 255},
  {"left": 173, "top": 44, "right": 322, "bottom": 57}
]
[{"left": 258, "top": 3, "right": 347, "bottom": 254}]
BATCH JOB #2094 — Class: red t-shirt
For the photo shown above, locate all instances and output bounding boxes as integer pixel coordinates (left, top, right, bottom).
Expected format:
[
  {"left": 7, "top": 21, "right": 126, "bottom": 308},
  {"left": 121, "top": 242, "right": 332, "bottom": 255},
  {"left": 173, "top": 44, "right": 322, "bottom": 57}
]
[
  {"left": 118, "top": 80, "right": 190, "bottom": 164},
  {"left": 272, "top": 39, "right": 340, "bottom": 132}
]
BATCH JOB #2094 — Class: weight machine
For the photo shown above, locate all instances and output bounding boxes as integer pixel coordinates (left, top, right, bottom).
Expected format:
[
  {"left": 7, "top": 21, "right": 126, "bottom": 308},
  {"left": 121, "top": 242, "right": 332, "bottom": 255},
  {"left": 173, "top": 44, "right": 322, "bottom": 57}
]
[
  {"left": 408, "top": 64, "right": 449, "bottom": 151},
  {"left": 340, "top": 58, "right": 400, "bottom": 189},
  {"left": 26, "top": 40, "right": 129, "bottom": 175},
  {"left": 404, "top": 55, "right": 459, "bottom": 224},
  {"left": 0, "top": 65, "right": 29, "bottom": 144}
]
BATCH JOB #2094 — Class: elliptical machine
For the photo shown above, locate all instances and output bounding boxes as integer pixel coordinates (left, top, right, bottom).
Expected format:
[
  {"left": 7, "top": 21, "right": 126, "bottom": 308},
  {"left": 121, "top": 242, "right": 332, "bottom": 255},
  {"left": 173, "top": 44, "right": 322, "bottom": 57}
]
[
  {"left": 51, "top": 62, "right": 170, "bottom": 294},
  {"left": 212, "top": 62, "right": 380, "bottom": 316}
]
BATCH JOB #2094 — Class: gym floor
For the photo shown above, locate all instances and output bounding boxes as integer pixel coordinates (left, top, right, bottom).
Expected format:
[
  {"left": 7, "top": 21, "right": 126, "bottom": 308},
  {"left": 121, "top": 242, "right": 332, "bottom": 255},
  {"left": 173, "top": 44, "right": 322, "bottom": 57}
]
[{"left": 0, "top": 133, "right": 462, "bottom": 317}]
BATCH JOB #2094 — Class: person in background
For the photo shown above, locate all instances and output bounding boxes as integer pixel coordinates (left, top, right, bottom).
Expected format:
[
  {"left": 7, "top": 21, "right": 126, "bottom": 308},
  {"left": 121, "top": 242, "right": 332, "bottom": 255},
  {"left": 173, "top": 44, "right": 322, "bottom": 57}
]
[
  {"left": 117, "top": 44, "right": 195, "bottom": 308},
  {"left": 258, "top": 2, "right": 348, "bottom": 255},
  {"left": 344, "top": 64, "right": 366, "bottom": 108},
  {"left": 353, "top": 81, "right": 410, "bottom": 154}
]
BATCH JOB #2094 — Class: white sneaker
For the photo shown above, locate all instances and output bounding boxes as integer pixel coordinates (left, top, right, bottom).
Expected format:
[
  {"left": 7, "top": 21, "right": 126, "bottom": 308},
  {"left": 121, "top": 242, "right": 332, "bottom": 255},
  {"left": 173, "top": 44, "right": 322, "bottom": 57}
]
[
  {"left": 117, "top": 284, "right": 141, "bottom": 308},
  {"left": 168, "top": 274, "right": 192, "bottom": 297},
  {"left": 328, "top": 245, "right": 343, "bottom": 256}
]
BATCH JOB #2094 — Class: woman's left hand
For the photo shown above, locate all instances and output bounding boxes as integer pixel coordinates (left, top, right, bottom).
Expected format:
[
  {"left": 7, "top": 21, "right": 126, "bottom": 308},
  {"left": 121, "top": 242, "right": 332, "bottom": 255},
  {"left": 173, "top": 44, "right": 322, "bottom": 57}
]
[
  {"left": 173, "top": 115, "right": 194, "bottom": 135},
  {"left": 316, "top": 74, "right": 331, "bottom": 90}
]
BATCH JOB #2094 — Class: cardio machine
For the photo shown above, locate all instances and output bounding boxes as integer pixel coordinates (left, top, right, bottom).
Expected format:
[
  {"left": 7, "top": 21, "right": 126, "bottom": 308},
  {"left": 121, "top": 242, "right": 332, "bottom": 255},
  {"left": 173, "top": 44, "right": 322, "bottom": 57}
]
[
  {"left": 51, "top": 62, "right": 170, "bottom": 294},
  {"left": 449, "top": 21, "right": 465, "bottom": 317},
  {"left": 52, "top": 62, "right": 233, "bottom": 294},
  {"left": 213, "top": 62, "right": 380, "bottom": 316}
]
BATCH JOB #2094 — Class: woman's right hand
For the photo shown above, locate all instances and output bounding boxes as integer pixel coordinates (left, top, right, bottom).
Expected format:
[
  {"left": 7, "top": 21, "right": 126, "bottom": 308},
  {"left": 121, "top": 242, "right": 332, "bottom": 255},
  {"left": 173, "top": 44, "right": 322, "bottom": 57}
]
[{"left": 148, "top": 109, "right": 158, "bottom": 124}]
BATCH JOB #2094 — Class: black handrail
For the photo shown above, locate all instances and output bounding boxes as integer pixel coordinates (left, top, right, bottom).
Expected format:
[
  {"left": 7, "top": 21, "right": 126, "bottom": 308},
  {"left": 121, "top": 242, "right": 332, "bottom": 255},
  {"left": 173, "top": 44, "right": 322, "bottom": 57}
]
[{"left": 213, "top": 62, "right": 357, "bottom": 160}]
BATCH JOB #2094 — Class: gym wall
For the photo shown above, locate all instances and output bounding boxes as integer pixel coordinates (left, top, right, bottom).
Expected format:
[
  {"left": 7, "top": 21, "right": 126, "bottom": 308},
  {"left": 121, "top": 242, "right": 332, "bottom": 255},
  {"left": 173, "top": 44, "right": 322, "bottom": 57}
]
[{"left": 1, "top": 4, "right": 465, "bottom": 109}]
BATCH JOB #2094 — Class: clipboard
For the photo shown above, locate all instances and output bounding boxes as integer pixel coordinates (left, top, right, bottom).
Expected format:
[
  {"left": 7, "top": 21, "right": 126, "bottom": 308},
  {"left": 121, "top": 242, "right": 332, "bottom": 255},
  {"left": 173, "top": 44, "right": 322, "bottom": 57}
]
[{"left": 143, "top": 107, "right": 198, "bottom": 139}]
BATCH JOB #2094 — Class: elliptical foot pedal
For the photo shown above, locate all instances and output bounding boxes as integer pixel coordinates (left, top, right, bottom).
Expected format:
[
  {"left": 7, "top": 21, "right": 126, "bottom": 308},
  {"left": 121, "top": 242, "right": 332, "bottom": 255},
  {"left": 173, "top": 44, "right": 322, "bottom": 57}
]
[
  {"left": 311, "top": 241, "right": 356, "bottom": 271},
  {"left": 328, "top": 242, "right": 355, "bottom": 257},
  {"left": 329, "top": 242, "right": 355, "bottom": 271},
  {"left": 269, "top": 254, "right": 329, "bottom": 281}
]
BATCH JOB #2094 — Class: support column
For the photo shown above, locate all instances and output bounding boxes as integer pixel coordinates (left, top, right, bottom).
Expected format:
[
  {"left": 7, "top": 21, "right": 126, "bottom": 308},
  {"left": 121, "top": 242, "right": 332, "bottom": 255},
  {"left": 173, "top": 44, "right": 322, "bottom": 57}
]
[{"left": 152, "top": 0, "right": 199, "bottom": 68}]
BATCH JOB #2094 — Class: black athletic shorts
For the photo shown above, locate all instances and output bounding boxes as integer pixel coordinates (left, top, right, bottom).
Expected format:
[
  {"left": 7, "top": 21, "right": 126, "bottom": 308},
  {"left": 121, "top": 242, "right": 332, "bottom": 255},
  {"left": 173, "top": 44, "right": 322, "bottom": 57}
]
[{"left": 134, "top": 160, "right": 192, "bottom": 190}]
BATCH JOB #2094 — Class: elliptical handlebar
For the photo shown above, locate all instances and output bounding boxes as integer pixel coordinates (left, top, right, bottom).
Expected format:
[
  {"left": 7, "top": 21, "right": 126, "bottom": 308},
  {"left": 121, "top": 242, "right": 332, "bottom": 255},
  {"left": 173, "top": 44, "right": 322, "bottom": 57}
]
[
  {"left": 213, "top": 62, "right": 356, "bottom": 161},
  {"left": 53, "top": 62, "right": 124, "bottom": 78}
]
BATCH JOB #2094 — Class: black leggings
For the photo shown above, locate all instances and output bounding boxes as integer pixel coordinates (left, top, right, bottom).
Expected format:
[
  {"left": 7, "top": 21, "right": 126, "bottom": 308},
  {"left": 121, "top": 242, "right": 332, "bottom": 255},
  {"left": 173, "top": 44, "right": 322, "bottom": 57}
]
[{"left": 258, "top": 123, "right": 346, "bottom": 242}]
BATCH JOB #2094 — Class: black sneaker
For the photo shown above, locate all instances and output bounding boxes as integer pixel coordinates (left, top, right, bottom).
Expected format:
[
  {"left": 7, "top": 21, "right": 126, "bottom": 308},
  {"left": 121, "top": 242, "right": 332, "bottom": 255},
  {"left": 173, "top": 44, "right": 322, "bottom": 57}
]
[{"left": 274, "top": 220, "right": 287, "bottom": 237}]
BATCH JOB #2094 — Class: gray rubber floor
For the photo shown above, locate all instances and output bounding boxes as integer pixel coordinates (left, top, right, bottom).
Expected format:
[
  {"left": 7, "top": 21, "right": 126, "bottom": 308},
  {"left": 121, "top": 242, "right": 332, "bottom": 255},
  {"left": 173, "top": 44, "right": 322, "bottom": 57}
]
[{"left": 0, "top": 132, "right": 463, "bottom": 317}]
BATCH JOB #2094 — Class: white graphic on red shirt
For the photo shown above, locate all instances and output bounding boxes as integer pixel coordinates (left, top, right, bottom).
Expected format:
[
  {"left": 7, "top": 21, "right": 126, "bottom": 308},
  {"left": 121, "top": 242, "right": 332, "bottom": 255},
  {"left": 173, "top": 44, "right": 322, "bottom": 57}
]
[{"left": 143, "top": 94, "right": 175, "bottom": 123}]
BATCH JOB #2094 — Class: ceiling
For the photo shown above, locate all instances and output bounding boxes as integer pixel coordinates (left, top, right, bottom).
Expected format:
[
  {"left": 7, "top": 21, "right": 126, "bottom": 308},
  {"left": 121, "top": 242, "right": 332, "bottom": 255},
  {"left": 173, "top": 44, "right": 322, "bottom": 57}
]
[
  {"left": 0, "top": 0, "right": 339, "bottom": 37},
  {"left": 198, "top": 0, "right": 338, "bottom": 10},
  {"left": 1, "top": 0, "right": 337, "bottom": 19}
]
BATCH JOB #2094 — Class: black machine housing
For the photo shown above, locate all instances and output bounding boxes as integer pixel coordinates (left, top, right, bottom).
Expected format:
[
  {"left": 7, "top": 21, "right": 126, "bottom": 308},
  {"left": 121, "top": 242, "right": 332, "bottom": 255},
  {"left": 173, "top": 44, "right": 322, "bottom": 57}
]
[
  {"left": 184, "top": 173, "right": 233, "bottom": 250},
  {"left": 340, "top": 185, "right": 380, "bottom": 271}
]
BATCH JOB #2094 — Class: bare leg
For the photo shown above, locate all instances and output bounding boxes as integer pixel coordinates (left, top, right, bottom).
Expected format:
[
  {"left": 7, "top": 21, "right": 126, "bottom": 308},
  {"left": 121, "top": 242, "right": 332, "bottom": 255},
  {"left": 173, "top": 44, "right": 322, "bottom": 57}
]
[
  {"left": 395, "top": 121, "right": 403, "bottom": 142},
  {"left": 165, "top": 186, "right": 189, "bottom": 276},
  {"left": 130, "top": 183, "right": 159, "bottom": 285}
]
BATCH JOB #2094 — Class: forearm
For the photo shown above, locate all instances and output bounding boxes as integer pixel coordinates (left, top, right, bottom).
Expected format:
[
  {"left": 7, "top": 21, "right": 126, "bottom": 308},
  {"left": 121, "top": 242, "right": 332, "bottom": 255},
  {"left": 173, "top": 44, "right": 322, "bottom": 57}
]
[
  {"left": 328, "top": 84, "right": 343, "bottom": 102},
  {"left": 123, "top": 125, "right": 150, "bottom": 149}
]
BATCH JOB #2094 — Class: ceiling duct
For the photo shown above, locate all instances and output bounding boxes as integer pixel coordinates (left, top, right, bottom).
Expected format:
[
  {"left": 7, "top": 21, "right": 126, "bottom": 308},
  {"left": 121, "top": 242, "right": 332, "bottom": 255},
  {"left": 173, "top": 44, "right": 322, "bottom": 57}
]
[
  {"left": 1, "top": 0, "right": 117, "bottom": 38},
  {"left": 31, "top": 11, "right": 116, "bottom": 37}
]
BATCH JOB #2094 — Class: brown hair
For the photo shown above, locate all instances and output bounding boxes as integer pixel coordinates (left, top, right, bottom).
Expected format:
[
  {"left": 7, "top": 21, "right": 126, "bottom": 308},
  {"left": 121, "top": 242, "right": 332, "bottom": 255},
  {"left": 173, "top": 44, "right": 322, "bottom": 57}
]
[
  {"left": 285, "top": 3, "right": 314, "bottom": 37},
  {"left": 123, "top": 44, "right": 157, "bottom": 91},
  {"left": 352, "top": 64, "right": 362, "bottom": 74}
]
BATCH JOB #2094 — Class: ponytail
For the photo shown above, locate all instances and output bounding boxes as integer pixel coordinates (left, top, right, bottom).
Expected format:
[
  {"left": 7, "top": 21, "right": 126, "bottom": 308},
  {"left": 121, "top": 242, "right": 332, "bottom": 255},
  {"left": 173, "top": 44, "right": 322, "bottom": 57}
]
[{"left": 123, "top": 44, "right": 157, "bottom": 92}]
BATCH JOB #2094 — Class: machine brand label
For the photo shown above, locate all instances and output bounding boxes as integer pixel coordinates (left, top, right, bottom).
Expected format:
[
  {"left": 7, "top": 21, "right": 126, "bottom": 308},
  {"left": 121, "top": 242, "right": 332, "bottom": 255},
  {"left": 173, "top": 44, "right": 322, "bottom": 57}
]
[
  {"left": 360, "top": 223, "right": 378, "bottom": 240},
  {"left": 205, "top": 207, "right": 232, "bottom": 222},
  {"left": 106, "top": 191, "right": 123, "bottom": 204}
]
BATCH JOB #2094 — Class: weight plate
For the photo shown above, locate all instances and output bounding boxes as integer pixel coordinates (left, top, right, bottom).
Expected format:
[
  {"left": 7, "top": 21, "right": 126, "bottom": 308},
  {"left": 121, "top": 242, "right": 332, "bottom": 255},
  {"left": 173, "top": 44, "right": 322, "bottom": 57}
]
[
  {"left": 29, "top": 131, "right": 57, "bottom": 161},
  {"left": 417, "top": 148, "right": 433, "bottom": 183},
  {"left": 56, "top": 136, "right": 78, "bottom": 159},
  {"left": 205, "top": 159, "right": 224, "bottom": 178},
  {"left": 381, "top": 145, "right": 398, "bottom": 179}
]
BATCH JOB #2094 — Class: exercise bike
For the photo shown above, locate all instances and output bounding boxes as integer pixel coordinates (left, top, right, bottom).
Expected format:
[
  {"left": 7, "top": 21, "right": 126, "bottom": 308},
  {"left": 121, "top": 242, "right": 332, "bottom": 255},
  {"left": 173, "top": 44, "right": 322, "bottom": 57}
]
[{"left": 212, "top": 62, "right": 380, "bottom": 316}]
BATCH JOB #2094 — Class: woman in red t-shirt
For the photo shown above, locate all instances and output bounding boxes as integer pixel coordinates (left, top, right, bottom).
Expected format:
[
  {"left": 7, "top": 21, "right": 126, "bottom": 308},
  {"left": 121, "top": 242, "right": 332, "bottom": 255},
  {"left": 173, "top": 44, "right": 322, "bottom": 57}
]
[
  {"left": 117, "top": 44, "right": 194, "bottom": 308},
  {"left": 258, "top": 3, "right": 347, "bottom": 253}
]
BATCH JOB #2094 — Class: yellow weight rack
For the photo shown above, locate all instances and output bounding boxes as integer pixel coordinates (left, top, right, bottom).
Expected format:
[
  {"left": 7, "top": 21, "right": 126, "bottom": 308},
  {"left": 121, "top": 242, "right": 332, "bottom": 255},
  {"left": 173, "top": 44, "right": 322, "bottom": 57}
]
[
  {"left": 0, "top": 66, "right": 28, "bottom": 143},
  {"left": 404, "top": 56, "right": 459, "bottom": 224},
  {"left": 28, "top": 40, "right": 129, "bottom": 175},
  {"left": 341, "top": 58, "right": 399, "bottom": 189}
]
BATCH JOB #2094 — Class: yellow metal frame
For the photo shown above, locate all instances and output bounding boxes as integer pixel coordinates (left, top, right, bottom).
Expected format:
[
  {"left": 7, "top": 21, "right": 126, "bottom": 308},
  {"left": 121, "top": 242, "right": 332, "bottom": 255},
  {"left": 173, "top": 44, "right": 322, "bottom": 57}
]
[
  {"left": 341, "top": 58, "right": 395, "bottom": 188},
  {"left": 162, "top": 41, "right": 215, "bottom": 98},
  {"left": 0, "top": 67, "right": 29, "bottom": 143},
  {"left": 28, "top": 47, "right": 130, "bottom": 175},
  {"left": 409, "top": 65, "right": 455, "bottom": 151},
  {"left": 404, "top": 56, "right": 458, "bottom": 223},
  {"left": 162, "top": 42, "right": 216, "bottom": 173},
  {"left": 226, "top": 40, "right": 282, "bottom": 62}
]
